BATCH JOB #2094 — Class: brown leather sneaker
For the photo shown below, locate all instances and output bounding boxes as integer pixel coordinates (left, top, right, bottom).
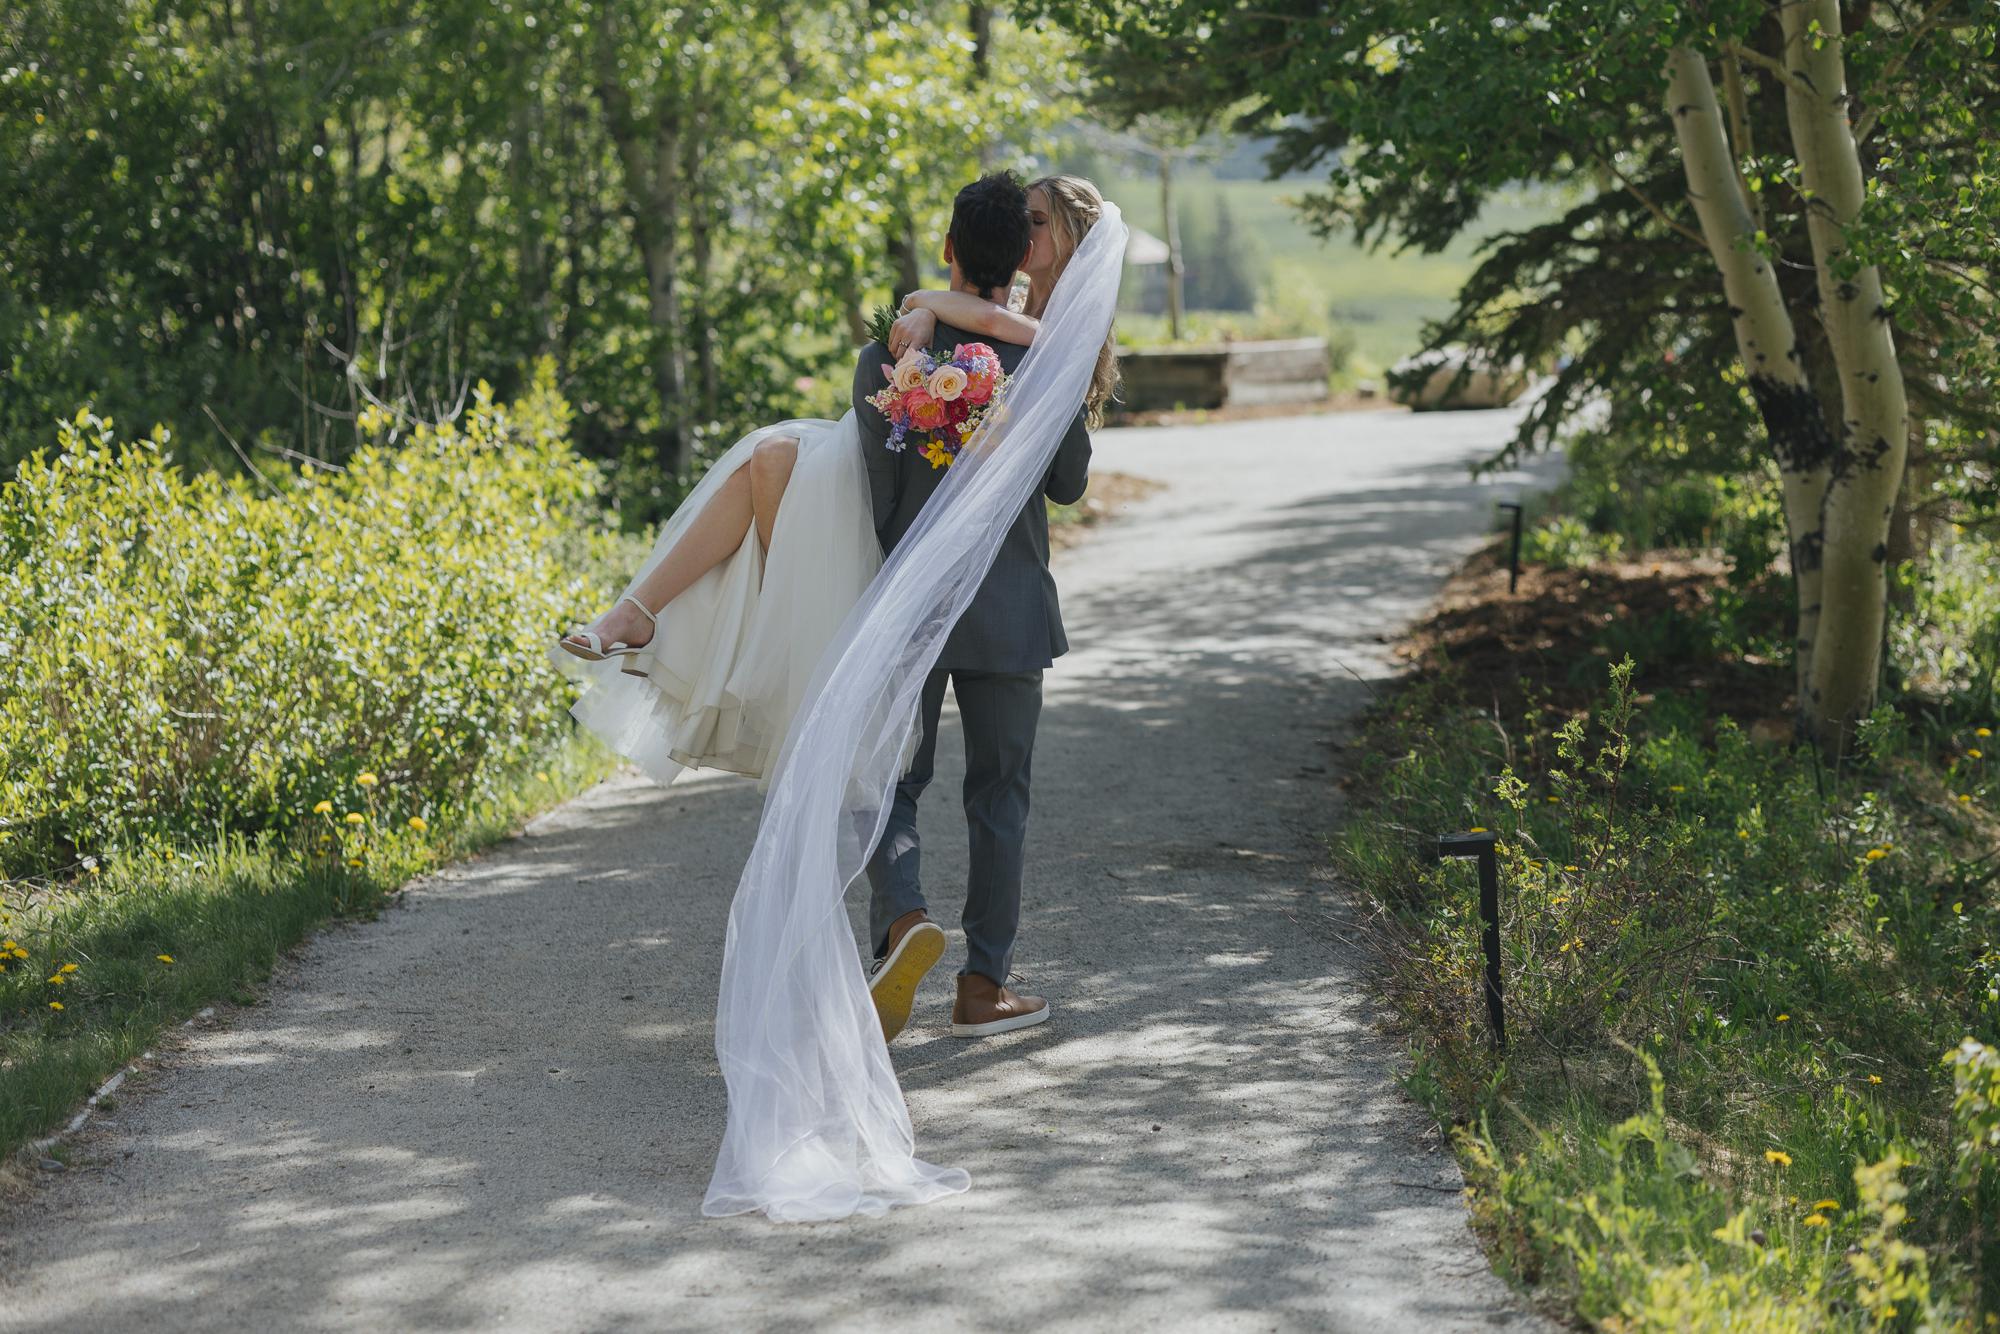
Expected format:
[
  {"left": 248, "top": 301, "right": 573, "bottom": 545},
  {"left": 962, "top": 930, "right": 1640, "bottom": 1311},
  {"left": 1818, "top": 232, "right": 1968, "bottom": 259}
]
[
  {"left": 868, "top": 909, "right": 946, "bottom": 1042},
  {"left": 950, "top": 971, "right": 1050, "bottom": 1038}
]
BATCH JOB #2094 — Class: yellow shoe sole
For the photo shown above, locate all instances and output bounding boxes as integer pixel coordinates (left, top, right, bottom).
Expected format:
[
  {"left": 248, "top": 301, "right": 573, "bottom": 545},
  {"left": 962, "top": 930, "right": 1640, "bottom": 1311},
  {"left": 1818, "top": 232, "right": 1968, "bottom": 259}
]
[{"left": 869, "top": 922, "right": 946, "bottom": 1042}]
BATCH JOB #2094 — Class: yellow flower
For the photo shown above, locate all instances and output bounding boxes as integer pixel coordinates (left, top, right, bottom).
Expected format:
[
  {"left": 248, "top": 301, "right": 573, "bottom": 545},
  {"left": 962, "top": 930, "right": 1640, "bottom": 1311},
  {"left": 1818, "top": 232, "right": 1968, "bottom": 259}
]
[
  {"left": 535, "top": 771, "right": 551, "bottom": 784},
  {"left": 1868, "top": 1074, "right": 1883, "bottom": 1085},
  {"left": 2, "top": 939, "right": 16, "bottom": 950},
  {"left": 1802, "top": 1213, "right": 1828, "bottom": 1227},
  {"left": 1765, "top": 1149, "right": 1792, "bottom": 1166},
  {"left": 59, "top": 962, "right": 77, "bottom": 974},
  {"left": 1545, "top": 796, "right": 1560, "bottom": 804},
  {"left": 431, "top": 727, "right": 445, "bottom": 740},
  {"left": 313, "top": 800, "right": 334, "bottom": 815},
  {"left": 1668, "top": 784, "right": 1686, "bottom": 793},
  {"left": 49, "top": 1000, "right": 63, "bottom": 1011},
  {"left": 47, "top": 974, "right": 65, "bottom": 985},
  {"left": 1776, "top": 1013, "right": 1790, "bottom": 1022},
  {"left": 1978, "top": 727, "right": 1993, "bottom": 738},
  {"left": 1738, "top": 829, "right": 1751, "bottom": 839},
  {"left": 345, "top": 857, "right": 364, "bottom": 867},
  {"left": 357, "top": 772, "right": 379, "bottom": 787},
  {"left": 407, "top": 816, "right": 429, "bottom": 832},
  {"left": 1958, "top": 794, "right": 1973, "bottom": 803},
  {"left": 1863, "top": 847, "right": 1887, "bottom": 861},
  {"left": 1971, "top": 749, "right": 1985, "bottom": 760},
  {"left": 1564, "top": 864, "right": 1580, "bottom": 872},
  {"left": 164, "top": 848, "right": 176, "bottom": 860},
  {"left": 1814, "top": 1199, "right": 1840, "bottom": 1211},
  {"left": 157, "top": 954, "right": 175, "bottom": 964},
  {"left": 345, "top": 812, "right": 366, "bottom": 825}
]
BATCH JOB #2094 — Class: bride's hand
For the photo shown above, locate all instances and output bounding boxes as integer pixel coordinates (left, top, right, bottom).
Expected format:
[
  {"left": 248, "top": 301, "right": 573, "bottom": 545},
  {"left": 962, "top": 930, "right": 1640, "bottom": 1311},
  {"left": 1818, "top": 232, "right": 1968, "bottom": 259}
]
[{"left": 887, "top": 308, "right": 936, "bottom": 361}]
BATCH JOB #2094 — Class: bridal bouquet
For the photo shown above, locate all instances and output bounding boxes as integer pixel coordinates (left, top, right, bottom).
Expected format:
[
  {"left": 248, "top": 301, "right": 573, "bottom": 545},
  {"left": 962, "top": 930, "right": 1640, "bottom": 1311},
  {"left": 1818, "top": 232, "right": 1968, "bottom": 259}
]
[{"left": 866, "top": 343, "right": 1008, "bottom": 469}]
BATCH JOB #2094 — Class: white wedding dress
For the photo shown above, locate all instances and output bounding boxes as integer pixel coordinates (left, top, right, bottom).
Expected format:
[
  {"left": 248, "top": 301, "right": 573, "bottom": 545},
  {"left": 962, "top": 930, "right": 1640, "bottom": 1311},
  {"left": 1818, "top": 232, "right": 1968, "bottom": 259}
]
[{"left": 559, "top": 414, "right": 883, "bottom": 788}]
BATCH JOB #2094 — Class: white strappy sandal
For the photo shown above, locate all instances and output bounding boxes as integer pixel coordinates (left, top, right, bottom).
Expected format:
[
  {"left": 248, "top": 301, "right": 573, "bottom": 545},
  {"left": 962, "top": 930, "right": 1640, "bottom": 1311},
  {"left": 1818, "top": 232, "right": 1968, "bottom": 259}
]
[{"left": 557, "top": 595, "right": 658, "bottom": 666}]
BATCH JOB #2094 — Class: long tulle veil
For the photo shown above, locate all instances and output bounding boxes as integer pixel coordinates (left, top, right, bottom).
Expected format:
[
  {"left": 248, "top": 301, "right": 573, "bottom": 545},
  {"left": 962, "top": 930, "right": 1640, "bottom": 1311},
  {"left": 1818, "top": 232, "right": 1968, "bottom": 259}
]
[{"left": 700, "top": 202, "right": 1128, "bottom": 1222}]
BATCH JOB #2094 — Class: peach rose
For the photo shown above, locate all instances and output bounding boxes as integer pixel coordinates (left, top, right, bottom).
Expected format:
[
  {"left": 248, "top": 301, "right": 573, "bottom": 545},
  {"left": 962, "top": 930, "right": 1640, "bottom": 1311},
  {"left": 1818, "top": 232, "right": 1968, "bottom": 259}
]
[
  {"left": 926, "top": 364, "right": 970, "bottom": 402},
  {"left": 890, "top": 352, "right": 929, "bottom": 394}
]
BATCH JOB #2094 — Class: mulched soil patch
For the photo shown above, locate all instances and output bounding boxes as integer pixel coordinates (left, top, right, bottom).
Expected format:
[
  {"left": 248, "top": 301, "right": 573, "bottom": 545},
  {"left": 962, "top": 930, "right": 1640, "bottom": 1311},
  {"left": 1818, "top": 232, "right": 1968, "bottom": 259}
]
[{"left": 1395, "top": 542, "right": 1796, "bottom": 736}]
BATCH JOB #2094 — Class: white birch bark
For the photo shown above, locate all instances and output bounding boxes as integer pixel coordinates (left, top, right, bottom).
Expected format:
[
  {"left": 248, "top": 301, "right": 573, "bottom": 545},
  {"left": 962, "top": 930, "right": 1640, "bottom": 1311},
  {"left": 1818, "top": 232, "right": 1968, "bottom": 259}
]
[{"left": 1778, "top": 0, "right": 1912, "bottom": 751}]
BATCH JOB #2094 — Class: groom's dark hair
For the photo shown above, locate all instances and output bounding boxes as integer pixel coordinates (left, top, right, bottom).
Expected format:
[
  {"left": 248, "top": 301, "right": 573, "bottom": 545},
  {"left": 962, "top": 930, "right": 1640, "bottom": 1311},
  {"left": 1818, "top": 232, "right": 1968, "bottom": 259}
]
[{"left": 947, "top": 171, "right": 1032, "bottom": 295}]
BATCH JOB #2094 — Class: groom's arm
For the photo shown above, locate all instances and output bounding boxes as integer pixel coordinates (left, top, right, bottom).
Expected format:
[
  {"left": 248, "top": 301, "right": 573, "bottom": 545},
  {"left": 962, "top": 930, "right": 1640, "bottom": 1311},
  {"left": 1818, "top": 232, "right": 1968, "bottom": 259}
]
[
  {"left": 1041, "top": 407, "right": 1092, "bottom": 506},
  {"left": 852, "top": 342, "right": 899, "bottom": 542}
]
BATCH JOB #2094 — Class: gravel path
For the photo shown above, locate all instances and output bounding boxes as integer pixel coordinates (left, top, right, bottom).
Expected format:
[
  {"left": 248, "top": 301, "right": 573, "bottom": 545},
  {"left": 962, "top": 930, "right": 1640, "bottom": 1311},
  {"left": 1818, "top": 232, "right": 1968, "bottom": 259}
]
[{"left": 1, "top": 407, "right": 1560, "bottom": 1332}]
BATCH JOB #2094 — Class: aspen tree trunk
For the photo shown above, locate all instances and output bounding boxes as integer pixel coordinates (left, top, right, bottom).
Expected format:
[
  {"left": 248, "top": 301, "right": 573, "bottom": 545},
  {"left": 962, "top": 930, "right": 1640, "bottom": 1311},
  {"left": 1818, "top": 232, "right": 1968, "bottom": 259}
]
[
  {"left": 1778, "top": 0, "right": 1911, "bottom": 753},
  {"left": 594, "top": 27, "right": 691, "bottom": 473},
  {"left": 1665, "top": 47, "right": 1836, "bottom": 709}
]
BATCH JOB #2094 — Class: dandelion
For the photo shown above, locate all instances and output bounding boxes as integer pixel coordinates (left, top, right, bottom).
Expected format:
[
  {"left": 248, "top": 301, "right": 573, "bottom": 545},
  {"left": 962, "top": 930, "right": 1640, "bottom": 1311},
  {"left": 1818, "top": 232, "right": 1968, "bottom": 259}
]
[
  {"left": 1738, "top": 830, "right": 1751, "bottom": 839},
  {"left": 1814, "top": 1199, "right": 1840, "bottom": 1211},
  {"left": 1868, "top": 1074, "right": 1883, "bottom": 1085},
  {"left": 1564, "top": 864, "right": 1580, "bottom": 872},
  {"left": 1864, "top": 847, "right": 1888, "bottom": 861},
  {"left": 1765, "top": 1149, "right": 1792, "bottom": 1166},
  {"left": 1971, "top": 749, "right": 1985, "bottom": 760},
  {"left": 1979, "top": 727, "right": 1993, "bottom": 738},
  {"left": 59, "top": 962, "right": 77, "bottom": 974},
  {"left": 1802, "top": 1213, "right": 1828, "bottom": 1227},
  {"left": 407, "top": 816, "right": 429, "bottom": 832},
  {"left": 164, "top": 848, "right": 176, "bottom": 861},
  {"left": 1958, "top": 794, "right": 1973, "bottom": 804},
  {"left": 345, "top": 857, "right": 364, "bottom": 867},
  {"left": 357, "top": 772, "right": 379, "bottom": 787},
  {"left": 157, "top": 954, "right": 175, "bottom": 964},
  {"left": 313, "top": 800, "right": 333, "bottom": 815},
  {"left": 345, "top": 812, "right": 366, "bottom": 825},
  {"left": 1776, "top": 1013, "right": 1790, "bottom": 1022},
  {"left": 46, "top": 974, "right": 65, "bottom": 985},
  {"left": 49, "top": 1000, "right": 62, "bottom": 1011}
]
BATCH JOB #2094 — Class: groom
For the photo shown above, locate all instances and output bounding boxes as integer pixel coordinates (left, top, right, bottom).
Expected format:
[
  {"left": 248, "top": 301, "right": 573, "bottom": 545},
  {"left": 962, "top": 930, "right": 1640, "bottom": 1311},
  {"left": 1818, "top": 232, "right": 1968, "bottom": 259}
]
[{"left": 851, "top": 171, "right": 1092, "bottom": 1043}]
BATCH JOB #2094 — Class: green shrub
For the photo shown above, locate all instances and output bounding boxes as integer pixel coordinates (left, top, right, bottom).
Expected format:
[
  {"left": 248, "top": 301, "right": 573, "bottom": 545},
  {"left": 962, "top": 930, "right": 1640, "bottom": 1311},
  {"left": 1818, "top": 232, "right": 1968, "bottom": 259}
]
[{"left": 0, "top": 361, "right": 626, "bottom": 879}]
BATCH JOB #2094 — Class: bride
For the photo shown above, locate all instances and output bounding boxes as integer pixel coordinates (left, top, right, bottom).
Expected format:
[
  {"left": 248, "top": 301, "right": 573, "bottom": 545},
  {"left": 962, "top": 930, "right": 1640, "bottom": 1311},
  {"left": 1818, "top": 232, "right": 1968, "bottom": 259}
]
[{"left": 553, "top": 175, "right": 1119, "bottom": 785}]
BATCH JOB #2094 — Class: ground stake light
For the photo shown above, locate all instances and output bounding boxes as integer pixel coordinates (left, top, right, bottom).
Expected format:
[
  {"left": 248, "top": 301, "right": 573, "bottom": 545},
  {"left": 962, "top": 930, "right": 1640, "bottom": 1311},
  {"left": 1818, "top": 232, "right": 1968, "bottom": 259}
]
[{"left": 1432, "top": 830, "right": 1506, "bottom": 1050}]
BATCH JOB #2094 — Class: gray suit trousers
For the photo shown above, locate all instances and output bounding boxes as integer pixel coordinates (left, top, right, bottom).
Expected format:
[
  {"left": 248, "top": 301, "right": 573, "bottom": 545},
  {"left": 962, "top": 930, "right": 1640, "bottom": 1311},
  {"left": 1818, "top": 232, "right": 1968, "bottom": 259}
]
[{"left": 866, "top": 667, "right": 1043, "bottom": 985}]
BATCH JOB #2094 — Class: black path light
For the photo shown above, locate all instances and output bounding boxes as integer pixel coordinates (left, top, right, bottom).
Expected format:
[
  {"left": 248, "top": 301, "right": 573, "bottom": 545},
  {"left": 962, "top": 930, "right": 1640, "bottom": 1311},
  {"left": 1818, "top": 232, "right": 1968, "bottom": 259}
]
[
  {"left": 1432, "top": 829, "right": 1506, "bottom": 1050},
  {"left": 1496, "top": 501, "right": 1524, "bottom": 594}
]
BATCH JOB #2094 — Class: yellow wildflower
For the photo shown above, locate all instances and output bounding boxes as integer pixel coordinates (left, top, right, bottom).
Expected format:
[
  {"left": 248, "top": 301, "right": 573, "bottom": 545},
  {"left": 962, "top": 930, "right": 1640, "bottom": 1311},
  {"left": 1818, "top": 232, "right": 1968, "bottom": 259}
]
[
  {"left": 1868, "top": 1074, "right": 1883, "bottom": 1085},
  {"left": 1776, "top": 1013, "right": 1790, "bottom": 1022},
  {"left": 1958, "top": 794, "right": 1973, "bottom": 803},
  {"left": 49, "top": 1000, "right": 62, "bottom": 1011},
  {"left": 407, "top": 816, "right": 429, "bottom": 832},
  {"left": 157, "top": 954, "right": 175, "bottom": 964},
  {"left": 1765, "top": 1149, "right": 1792, "bottom": 1166},
  {"left": 345, "top": 812, "right": 366, "bottom": 825},
  {"left": 1863, "top": 847, "right": 1887, "bottom": 861},
  {"left": 313, "top": 800, "right": 333, "bottom": 815},
  {"left": 47, "top": 974, "right": 65, "bottom": 985},
  {"left": 1978, "top": 727, "right": 1993, "bottom": 738},
  {"left": 1738, "top": 830, "right": 1751, "bottom": 839},
  {"left": 1814, "top": 1199, "right": 1840, "bottom": 1211},
  {"left": 431, "top": 727, "right": 445, "bottom": 740},
  {"left": 345, "top": 857, "right": 364, "bottom": 867},
  {"left": 1564, "top": 864, "right": 1580, "bottom": 872},
  {"left": 1668, "top": 784, "right": 1686, "bottom": 793},
  {"left": 59, "top": 962, "right": 77, "bottom": 974},
  {"left": 1971, "top": 749, "right": 1985, "bottom": 760},
  {"left": 357, "top": 772, "right": 379, "bottom": 787},
  {"left": 1802, "top": 1213, "right": 1828, "bottom": 1227}
]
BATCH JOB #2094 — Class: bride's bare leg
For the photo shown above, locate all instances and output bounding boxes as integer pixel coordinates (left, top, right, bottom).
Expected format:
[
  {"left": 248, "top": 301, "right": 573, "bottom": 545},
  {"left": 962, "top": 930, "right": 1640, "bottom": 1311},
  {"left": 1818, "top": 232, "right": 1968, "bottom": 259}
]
[
  {"left": 563, "top": 460, "right": 759, "bottom": 651},
  {"left": 749, "top": 435, "right": 798, "bottom": 551}
]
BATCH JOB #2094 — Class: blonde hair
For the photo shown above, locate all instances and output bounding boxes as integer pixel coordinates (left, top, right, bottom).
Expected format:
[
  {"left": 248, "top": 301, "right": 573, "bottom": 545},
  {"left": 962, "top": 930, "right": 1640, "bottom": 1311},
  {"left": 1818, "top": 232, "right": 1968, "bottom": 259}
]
[{"left": 1028, "top": 174, "right": 1121, "bottom": 428}]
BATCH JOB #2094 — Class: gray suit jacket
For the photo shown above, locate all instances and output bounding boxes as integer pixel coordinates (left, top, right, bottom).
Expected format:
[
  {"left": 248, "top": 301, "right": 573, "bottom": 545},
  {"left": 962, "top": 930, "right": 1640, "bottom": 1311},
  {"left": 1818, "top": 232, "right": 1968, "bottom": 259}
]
[{"left": 852, "top": 319, "right": 1092, "bottom": 673}]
